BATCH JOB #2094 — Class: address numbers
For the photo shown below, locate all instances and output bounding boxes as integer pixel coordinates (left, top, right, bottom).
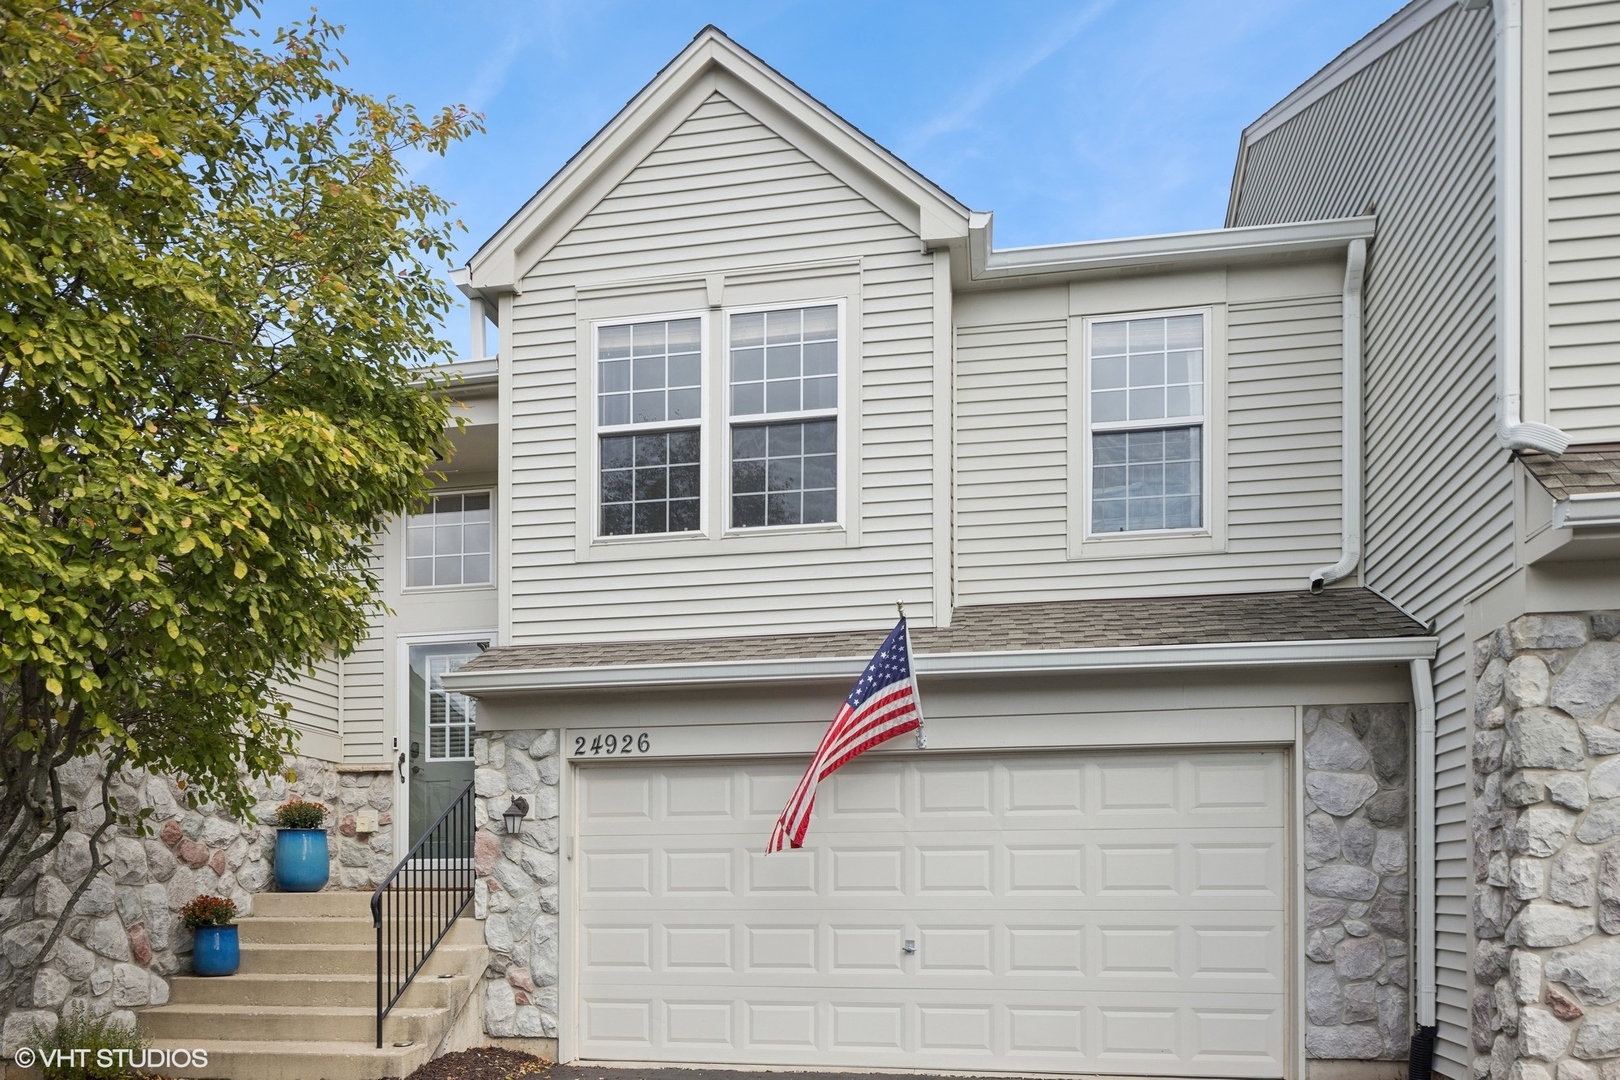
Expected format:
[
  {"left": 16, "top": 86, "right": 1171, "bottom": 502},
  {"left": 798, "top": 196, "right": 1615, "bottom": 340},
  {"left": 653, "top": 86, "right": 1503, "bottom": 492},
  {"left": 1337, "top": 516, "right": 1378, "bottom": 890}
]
[{"left": 573, "top": 732, "right": 650, "bottom": 757}]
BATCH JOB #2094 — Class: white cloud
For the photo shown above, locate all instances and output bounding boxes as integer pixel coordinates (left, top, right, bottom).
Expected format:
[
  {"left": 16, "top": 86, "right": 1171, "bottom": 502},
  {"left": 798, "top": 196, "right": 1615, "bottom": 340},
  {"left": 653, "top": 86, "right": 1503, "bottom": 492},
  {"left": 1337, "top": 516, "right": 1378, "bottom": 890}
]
[{"left": 898, "top": 0, "right": 1115, "bottom": 154}]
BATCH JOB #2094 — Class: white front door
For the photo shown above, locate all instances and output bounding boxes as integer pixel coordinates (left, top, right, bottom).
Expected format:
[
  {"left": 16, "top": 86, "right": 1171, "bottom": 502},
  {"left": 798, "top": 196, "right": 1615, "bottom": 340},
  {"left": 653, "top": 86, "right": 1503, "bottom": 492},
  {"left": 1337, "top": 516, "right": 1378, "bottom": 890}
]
[{"left": 573, "top": 748, "right": 1288, "bottom": 1076}]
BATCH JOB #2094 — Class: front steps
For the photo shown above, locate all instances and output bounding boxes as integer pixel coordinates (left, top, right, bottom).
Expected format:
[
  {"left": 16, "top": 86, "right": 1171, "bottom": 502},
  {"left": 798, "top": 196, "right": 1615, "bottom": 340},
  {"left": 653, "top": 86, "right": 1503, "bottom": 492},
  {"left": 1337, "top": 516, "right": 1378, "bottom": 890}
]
[{"left": 138, "top": 890, "right": 486, "bottom": 1080}]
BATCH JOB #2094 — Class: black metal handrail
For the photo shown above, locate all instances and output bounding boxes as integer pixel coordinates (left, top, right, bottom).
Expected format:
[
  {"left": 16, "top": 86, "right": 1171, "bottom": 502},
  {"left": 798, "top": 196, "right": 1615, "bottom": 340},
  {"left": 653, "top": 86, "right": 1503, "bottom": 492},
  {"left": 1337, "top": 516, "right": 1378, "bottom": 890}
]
[{"left": 371, "top": 781, "right": 476, "bottom": 1049}]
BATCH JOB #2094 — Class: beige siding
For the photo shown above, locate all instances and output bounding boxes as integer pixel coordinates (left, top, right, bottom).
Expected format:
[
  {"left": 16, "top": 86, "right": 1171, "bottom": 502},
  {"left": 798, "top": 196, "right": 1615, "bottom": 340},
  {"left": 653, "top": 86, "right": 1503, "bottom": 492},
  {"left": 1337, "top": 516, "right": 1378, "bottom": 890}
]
[
  {"left": 340, "top": 612, "right": 387, "bottom": 764},
  {"left": 271, "top": 658, "right": 339, "bottom": 749},
  {"left": 506, "top": 92, "right": 938, "bottom": 642},
  {"left": 953, "top": 282, "right": 1343, "bottom": 602},
  {"left": 1541, "top": 0, "right": 1620, "bottom": 439},
  {"left": 1230, "top": 8, "right": 1500, "bottom": 1072}
]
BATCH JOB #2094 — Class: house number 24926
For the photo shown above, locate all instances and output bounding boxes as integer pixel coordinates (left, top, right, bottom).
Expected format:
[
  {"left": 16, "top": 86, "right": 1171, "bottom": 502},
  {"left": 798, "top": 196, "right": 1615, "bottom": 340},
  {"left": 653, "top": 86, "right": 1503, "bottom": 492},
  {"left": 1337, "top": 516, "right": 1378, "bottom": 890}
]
[{"left": 574, "top": 732, "right": 651, "bottom": 756}]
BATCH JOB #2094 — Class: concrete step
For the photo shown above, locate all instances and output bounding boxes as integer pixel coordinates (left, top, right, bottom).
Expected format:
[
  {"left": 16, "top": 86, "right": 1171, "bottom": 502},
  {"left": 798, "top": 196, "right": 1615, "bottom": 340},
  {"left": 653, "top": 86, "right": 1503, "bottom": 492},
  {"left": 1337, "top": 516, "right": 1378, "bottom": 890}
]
[
  {"left": 251, "top": 891, "right": 377, "bottom": 918},
  {"left": 141, "top": 1039, "right": 434, "bottom": 1080},
  {"left": 239, "top": 938, "right": 484, "bottom": 976},
  {"left": 137, "top": 1003, "right": 441, "bottom": 1045},
  {"left": 167, "top": 971, "right": 471, "bottom": 1010},
  {"left": 237, "top": 915, "right": 375, "bottom": 945}
]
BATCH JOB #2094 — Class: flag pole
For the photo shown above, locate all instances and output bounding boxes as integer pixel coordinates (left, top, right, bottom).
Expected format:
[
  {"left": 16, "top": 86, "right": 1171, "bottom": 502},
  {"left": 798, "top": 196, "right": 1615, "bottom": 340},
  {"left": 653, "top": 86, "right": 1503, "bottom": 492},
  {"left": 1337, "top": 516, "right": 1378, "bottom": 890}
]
[{"left": 899, "top": 599, "right": 927, "bottom": 750}]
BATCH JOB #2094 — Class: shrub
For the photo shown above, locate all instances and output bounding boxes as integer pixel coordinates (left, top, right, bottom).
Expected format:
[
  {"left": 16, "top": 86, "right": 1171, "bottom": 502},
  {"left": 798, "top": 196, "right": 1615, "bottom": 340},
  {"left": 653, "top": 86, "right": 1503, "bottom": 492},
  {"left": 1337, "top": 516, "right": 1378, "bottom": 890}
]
[
  {"left": 272, "top": 797, "right": 327, "bottom": 830},
  {"left": 30, "top": 1002, "right": 150, "bottom": 1080},
  {"left": 179, "top": 894, "right": 237, "bottom": 929}
]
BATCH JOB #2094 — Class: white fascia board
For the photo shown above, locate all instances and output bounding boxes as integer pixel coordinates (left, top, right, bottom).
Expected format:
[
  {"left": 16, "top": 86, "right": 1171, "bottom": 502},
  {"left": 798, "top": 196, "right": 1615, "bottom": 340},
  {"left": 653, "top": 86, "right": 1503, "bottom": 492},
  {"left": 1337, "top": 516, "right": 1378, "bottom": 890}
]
[
  {"left": 967, "top": 215, "right": 1376, "bottom": 281},
  {"left": 411, "top": 358, "right": 498, "bottom": 391},
  {"left": 1554, "top": 493, "right": 1620, "bottom": 529},
  {"left": 440, "top": 636, "right": 1438, "bottom": 695}
]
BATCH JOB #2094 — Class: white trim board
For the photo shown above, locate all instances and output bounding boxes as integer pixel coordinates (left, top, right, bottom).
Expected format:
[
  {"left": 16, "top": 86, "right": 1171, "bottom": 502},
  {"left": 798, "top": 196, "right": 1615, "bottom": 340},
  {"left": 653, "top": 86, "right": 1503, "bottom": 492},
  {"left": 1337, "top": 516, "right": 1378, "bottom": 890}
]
[{"left": 441, "top": 636, "right": 1438, "bottom": 695}]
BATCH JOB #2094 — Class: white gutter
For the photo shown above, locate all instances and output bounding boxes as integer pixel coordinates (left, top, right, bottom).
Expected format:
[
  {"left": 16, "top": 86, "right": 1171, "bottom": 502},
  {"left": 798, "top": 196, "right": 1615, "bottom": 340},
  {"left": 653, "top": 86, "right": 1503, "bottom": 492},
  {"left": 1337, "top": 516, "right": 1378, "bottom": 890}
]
[
  {"left": 967, "top": 214, "right": 1377, "bottom": 281},
  {"left": 441, "top": 636, "right": 1438, "bottom": 695},
  {"left": 1495, "top": 0, "right": 1570, "bottom": 455},
  {"left": 1310, "top": 239, "right": 1368, "bottom": 592},
  {"left": 1553, "top": 492, "right": 1620, "bottom": 529},
  {"left": 1410, "top": 657, "right": 1438, "bottom": 1028}
]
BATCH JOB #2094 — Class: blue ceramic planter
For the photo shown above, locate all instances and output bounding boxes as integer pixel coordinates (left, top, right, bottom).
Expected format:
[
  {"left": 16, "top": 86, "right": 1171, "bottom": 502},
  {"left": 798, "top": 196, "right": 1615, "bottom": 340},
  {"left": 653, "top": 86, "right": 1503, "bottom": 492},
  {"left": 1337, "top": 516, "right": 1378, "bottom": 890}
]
[
  {"left": 192, "top": 925, "right": 239, "bottom": 976},
  {"left": 274, "top": 828, "right": 330, "bottom": 892}
]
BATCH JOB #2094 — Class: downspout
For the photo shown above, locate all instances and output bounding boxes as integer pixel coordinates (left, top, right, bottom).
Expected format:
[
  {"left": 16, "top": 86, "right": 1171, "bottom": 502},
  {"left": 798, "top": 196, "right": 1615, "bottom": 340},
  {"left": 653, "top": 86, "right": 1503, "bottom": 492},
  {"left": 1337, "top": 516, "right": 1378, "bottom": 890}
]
[
  {"left": 1494, "top": 0, "right": 1570, "bottom": 455},
  {"left": 1411, "top": 657, "right": 1439, "bottom": 1057},
  {"left": 1309, "top": 238, "right": 1366, "bottom": 592}
]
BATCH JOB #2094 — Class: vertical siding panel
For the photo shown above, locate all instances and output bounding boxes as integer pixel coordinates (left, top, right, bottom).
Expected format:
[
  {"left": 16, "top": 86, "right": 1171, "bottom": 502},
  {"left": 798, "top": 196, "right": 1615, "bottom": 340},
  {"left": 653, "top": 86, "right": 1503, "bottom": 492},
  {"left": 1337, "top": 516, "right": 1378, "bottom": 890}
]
[{"left": 1231, "top": 8, "right": 1500, "bottom": 1073}]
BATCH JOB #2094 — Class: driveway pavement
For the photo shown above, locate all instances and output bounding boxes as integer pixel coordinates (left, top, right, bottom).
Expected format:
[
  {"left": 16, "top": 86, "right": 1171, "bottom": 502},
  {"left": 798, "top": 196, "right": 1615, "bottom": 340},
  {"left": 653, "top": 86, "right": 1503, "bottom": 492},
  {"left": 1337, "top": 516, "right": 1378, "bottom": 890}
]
[{"left": 542, "top": 1068, "right": 1017, "bottom": 1080}]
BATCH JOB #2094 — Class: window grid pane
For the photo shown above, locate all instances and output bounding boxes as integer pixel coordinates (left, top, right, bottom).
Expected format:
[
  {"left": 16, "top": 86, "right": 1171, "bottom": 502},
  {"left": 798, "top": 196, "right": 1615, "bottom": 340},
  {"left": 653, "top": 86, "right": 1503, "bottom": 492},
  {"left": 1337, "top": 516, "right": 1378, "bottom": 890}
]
[
  {"left": 414, "top": 646, "right": 481, "bottom": 762},
  {"left": 730, "top": 305, "right": 837, "bottom": 418},
  {"left": 1091, "top": 314, "right": 1203, "bottom": 426},
  {"left": 600, "top": 430, "right": 701, "bottom": 536},
  {"left": 598, "top": 317, "right": 701, "bottom": 428},
  {"left": 405, "top": 493, "right": 493, "bottom": 587},
  {"left": 1091, "top": 426, "right": 1202, "bottom": 533},
  {"left": 731, "top": 419, "right": 837, "bottom": 529}
]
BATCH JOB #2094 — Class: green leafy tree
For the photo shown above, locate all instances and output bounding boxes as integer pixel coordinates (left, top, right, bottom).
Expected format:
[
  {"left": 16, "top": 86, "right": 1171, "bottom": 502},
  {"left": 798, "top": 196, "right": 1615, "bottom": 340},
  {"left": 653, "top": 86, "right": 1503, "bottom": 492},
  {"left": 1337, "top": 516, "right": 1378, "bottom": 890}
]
[{"left": 0, "top": 0, "right": 481, "bottom": 991}]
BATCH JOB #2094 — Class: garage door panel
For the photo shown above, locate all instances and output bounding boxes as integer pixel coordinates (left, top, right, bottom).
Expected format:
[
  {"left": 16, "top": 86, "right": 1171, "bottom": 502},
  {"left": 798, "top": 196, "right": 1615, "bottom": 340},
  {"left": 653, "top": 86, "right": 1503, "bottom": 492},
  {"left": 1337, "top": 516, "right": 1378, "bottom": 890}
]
[
  {"left": 576, "top": 990, "right": 1287, "bottom": 1075},
  {"left": 575, "top": 749, "right": 1288, "bottom": 1075},
  {"left": 580, "top": 833, "right": 1284, "bottom": 909}
]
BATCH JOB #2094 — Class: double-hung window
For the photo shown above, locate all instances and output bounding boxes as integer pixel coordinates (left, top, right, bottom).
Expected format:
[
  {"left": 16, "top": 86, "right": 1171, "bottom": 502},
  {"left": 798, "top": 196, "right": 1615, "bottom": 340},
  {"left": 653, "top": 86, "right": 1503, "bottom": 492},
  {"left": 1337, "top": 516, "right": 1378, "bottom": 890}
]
[
  {"left": 596, "top": 317, "right": 702, "bottom": 536},
  {"left": 1088, "top": 312, "right": 1206, "bottom": 534},
  {"left": 727, "top": 305, "right": 839, "bottom": 529}
]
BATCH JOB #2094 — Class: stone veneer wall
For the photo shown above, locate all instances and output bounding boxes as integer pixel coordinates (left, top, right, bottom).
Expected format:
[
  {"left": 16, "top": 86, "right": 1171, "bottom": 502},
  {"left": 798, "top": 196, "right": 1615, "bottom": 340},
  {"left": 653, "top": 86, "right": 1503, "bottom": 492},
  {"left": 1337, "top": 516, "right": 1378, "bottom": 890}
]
[
  {"left": 1, "top": 753, "right": 393, "bottom": 1055},
  {"left": 470, "top": 730, "right": 562, "bottom": 1041},
  {"left": 1471, "top": 611, "right": 1620, "bottom": 1080},
  {"left": 1304, "top": 703, "right": 1413, "bottom": 1060}
]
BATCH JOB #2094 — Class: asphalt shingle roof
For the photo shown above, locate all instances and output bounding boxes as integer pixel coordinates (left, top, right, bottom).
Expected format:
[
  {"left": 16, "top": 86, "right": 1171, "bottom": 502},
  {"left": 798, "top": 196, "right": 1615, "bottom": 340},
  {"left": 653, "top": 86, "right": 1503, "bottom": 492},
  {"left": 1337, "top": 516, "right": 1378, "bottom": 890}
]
[
  {"left": 1521, "top": 445, "right": 1620, "bottom": 499},
  {"left": 460, "top": 587, "right": 1426, "bottom": 674}
]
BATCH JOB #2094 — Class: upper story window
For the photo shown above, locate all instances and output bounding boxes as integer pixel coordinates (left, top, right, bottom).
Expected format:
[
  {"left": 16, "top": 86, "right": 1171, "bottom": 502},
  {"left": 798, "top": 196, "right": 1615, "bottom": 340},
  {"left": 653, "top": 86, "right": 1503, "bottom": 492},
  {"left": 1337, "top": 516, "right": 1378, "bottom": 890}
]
[
  {"left": 1087, "top": 312, "right": 1206, "bottom": 534},
  {"left": 596, "top": 317, "right": 702, "bottom": 536},
  {"left": 406, "top": 492, "right": 492, "bottom": 587},
  {"left": 728, "top": 305, "right": 839, "bottom": 529}
]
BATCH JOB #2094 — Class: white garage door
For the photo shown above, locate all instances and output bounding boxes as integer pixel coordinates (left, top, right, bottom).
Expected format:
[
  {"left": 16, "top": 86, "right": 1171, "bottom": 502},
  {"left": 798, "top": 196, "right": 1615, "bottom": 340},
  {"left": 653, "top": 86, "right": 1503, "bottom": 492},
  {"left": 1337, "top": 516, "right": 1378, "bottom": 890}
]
[{"left": 573, "top": 749, "right": 1288, "bottom": 1076}]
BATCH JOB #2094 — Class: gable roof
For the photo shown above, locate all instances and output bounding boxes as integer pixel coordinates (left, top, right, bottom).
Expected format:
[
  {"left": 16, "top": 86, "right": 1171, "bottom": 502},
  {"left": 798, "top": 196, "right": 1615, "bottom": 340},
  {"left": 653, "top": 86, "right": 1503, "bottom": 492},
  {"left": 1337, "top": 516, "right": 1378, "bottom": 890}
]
[{"left": 460, "top": 26, "right": 971, "bottom": 295}]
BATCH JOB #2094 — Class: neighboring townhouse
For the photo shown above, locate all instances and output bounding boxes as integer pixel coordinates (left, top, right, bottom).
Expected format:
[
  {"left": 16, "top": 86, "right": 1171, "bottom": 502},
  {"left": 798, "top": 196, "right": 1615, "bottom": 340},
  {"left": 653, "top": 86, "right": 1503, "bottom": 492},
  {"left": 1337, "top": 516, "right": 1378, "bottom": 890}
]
[
  {"left": 1228, "top": 1, "right": 1620, "bottom": 1077},
  {"left": 9, "top": 4, "right": 1619, "bottom": 1080}
]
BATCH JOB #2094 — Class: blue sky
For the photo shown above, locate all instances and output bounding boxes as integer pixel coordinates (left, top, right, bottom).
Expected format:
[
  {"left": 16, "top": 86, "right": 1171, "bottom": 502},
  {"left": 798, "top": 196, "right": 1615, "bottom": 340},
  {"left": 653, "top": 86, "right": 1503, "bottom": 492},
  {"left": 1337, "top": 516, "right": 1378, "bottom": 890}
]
[{"left": 250, "top": 1, "right": 1403, "bottom": 357}]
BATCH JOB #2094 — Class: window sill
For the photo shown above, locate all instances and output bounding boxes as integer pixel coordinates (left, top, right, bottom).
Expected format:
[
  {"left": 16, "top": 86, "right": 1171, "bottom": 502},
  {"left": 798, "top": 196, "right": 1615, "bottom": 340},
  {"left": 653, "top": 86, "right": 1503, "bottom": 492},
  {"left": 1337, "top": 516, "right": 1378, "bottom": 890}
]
[
  {"left": 580, "top": 523, "right": 852, "bottom": 561},
  {"left": 1071, "top": 529, "right": 1225, "bottom": 561},
  {"left": 400, "top": 582, "right": 498, "bottom": 595}
]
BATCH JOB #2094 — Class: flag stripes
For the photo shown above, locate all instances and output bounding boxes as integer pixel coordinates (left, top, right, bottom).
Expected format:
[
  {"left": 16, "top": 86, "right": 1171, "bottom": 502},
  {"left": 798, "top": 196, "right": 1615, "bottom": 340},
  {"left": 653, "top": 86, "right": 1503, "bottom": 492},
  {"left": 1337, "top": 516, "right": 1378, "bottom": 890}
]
[{"left": 767, "top": 618, "right": 923, "bottom": 852}]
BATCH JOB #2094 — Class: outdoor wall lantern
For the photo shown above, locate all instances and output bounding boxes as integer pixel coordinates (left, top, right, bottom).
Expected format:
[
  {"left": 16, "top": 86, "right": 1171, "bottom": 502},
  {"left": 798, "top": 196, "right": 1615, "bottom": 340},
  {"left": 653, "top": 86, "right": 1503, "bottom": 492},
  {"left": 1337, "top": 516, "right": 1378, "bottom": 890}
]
[{"left": 503, "top": 796, "right": 529, "bottom": 835}]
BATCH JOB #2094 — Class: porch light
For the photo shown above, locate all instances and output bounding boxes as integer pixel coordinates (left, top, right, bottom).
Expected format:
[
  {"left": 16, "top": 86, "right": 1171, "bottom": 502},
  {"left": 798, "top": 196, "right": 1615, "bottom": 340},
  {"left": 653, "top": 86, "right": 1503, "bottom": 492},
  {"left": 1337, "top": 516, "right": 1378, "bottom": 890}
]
[{"left": 502, "top": 796, "right": 529, "bottom": 835}]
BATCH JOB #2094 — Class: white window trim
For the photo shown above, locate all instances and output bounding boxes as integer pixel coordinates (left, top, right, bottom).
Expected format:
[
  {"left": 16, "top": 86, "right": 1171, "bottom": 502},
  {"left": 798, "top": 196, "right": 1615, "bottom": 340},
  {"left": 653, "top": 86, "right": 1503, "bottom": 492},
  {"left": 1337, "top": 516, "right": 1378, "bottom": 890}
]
[
  {"left": 569, "top": 266, "right": 863, "bottom": 562},
  {"left": 401, "top": 488, "right": 497, "bottom": 593},
  {"left": 1068, "top": 305, "right": 1228, "bottom": 559},
  {"left": 587, "top": 308, "right": 711, "bottom": 544},
  {"left": 721, "top": 297, "right": 848, "bottom": 535}
]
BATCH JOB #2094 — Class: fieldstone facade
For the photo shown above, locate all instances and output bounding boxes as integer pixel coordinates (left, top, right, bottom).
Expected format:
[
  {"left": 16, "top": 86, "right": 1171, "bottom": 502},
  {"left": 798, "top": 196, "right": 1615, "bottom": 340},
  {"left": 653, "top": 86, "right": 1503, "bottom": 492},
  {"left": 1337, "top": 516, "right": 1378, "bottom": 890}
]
[
  {"left": 0, "top": 753, "right": 393, "bottom": 1054},
  {"left": 1471, "top": 611, "right": 1620, "bottom": 1080},
  {"left": 470, "top": 730, "right": 562, "bottom": 1041},
  {"left": 1304, "top": 703, "right": 1413, "bottom": 1060}
]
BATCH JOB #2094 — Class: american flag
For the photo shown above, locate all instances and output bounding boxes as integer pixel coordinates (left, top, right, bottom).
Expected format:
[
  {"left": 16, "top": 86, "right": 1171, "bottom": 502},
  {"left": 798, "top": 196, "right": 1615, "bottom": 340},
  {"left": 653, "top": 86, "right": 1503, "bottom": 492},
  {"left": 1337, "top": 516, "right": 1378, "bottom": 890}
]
[{"left": 768, "top": 617, "right": 924, "bottom": 852}]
